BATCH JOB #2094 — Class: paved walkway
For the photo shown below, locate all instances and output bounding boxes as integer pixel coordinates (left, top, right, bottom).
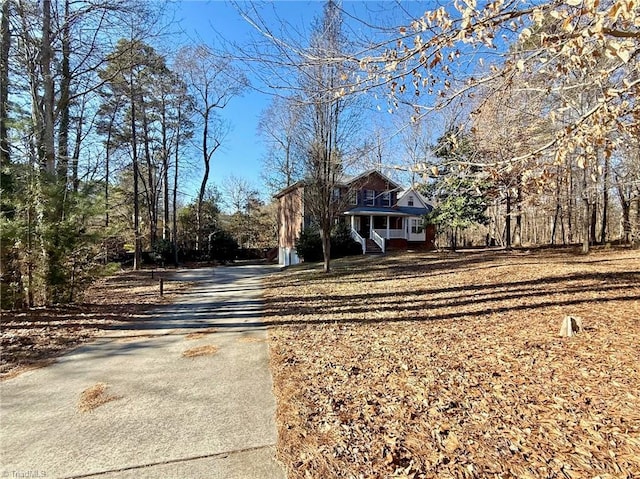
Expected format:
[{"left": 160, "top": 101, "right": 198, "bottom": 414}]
[{"left": 0, "top": 265, "right": 286, "bottom": 479}]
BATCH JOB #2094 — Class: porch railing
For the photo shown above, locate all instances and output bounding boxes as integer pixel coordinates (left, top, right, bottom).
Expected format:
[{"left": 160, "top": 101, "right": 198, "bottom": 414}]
[
  {"left": 371, "top": 229, "right": 386, "bottom": 253},
  {"left": 350, "top": 228, "right": 366, "bottom": 254},
  {"left": 373, "top": 228, "right": 405, "bottom": 239}
]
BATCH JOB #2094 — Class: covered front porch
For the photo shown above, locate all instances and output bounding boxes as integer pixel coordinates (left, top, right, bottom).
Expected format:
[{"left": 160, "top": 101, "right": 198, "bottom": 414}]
[{"left": 343, "top": 208, "right": 426, "bottom": 254}]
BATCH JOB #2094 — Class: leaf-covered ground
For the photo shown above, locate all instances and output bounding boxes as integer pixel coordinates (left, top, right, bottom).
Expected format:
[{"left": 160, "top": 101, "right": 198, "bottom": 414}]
[
  {"left": 0, "top": 269, "right": 190, "bottom": 380},
  {"left": 263, "top": 248, "right": 640, "bottom": 479}
]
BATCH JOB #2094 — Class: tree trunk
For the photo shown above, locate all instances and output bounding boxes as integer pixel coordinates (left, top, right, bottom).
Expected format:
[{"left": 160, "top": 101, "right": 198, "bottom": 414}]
[
  {"left": 551, "top": 169, "right": 562, "bottom": 245},
  {"left": 551, "top": 205, "right": 560, "bottom": 245},
  {"left": 505, "top": 192, "right": 512, "bottom": 249},
  {"left": 161, "top": 98, "right": 170, "bottom": 241},
  {"left": 141, "top": 103, "right": 157, "bottom": 249},
  {"left": 129, "top": 49, "right": 141, "bottom": 270},
  {"left": 173, "top": 142, "right": 179, "bottom": 265},
  {"left": 41, "top": 0, "right": 55, "bottom": 174},
  {"left": 0, "top": 0, "right": 12, "bottom": 305},
  {"left": 0, "top": 0, "right": 10, "bottom": 171},
  {"left": 600, "top": 154, "right": 609, "bottom": 244},
  {"left": 27, "top": 195, "right": 34, "bottom": 308},
  {"left": 172, "top": 104, "right": 182, "bottom": 266},
  {"left": 582, "top": 167, "right": 590, "bottom": 254},
  {"left": 56, "top": 0, "right": 71, "bottom": 191},
  {"left": 616, "top": 177, "right": 631, "bottom": 244},
  {"left": 582, "top": 200, "right": 591, "bottom": 254},
  {"left": 104, "top": 109, "right": 114, "bottom": 228},
  {"left": 513, "top": 182, "right": 522, "bottom": 247},
  {"left": 590, "top": 201, "right": 597, "bottom": 245},
  {"left": 71, "top": 98, "right": 85, "bottom": 192},
  {"left": 196, "top": 108, "right": 211, "bottom": 251},
  {"left": 567, "top": 160, "right": 574, "bottom": 244},
  {"left": 320, "top": 227, "right": 331, "bottom": 273}
]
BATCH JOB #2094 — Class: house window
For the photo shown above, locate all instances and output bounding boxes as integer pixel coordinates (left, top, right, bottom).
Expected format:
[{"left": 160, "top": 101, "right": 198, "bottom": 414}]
[
  {"left": 390, "top": 217, "right": 403, "bottom": 229},
  {"left": 365, "top": 190, "right": 375, "bottom": 206},
  {"left": 408, "top": 195, "right": 414, "bottom": 206},
  {"left": 411, "top": 218, "right": 424, "bottom": 234},
  {"left": 382, "top": 192, "right": 391, "bottom": 206},
  {"left": 373, "top": 216, "right": 388, "bottom": 229},
  {"left": 349, "top": 190, "right": 357, "bottom": 205},
  {"left": 332, "top": 188, "right": 341, "bottom": 201}
]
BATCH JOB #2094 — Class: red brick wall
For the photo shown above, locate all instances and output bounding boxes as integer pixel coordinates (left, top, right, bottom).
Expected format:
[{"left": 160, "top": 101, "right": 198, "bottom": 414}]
[
  {"left": 351, "top": 172, "right": 398, "bottom": 203},
  {"left": 387, "top": 238, "right": 408, "bottom": 250},
  {"left": 278, "top": 187, "right": 304, "bottom": 249}
]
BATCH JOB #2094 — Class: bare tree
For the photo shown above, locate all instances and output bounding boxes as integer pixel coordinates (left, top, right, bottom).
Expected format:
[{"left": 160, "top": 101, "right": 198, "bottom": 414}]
[
  {"left": 297, "top": 0, "right": 357, "bottom": 272},
  {"left": 258, "top": 95, "right": 305, "bottom": 194},
  {"left": 176, "top": 45, "right": 248, "bottom": 251},
  {"left": 223, "top": 175, "right": 256, "bottom": 214}
]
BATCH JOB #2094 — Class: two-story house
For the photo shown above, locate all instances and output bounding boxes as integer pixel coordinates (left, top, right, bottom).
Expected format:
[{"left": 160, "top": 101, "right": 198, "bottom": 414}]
[{"left": 274, "top": 170, "right": 435, "bottom": 266}]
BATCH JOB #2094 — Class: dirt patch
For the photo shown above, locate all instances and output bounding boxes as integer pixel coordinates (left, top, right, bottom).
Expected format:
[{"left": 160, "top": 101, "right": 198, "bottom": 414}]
[
  {"left": 185, "top": 328, "right": 218, "bottom": 340},
  {"left": 182, "top": 345, "right": 219, "bottom": 358},
  {"left": 1, "top": 269, "right": 193, "bottom": 380},
  {"left": 78, "top": 383, "right": 121, "bottom": 412},
  {"left": 264, "top": 247, "right": 640, "bottom": 478},
  {"left": 238, "top": 336, "right": 266, "bottom": 343}
]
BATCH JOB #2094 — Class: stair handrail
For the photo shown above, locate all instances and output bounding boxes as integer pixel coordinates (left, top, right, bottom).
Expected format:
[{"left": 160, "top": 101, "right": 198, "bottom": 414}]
[
  {"left": 350, "top": 227, "right": 366, "bottom": 254},
  {"left": 371, "top": 229, "right": 386, "bottom": 253}
]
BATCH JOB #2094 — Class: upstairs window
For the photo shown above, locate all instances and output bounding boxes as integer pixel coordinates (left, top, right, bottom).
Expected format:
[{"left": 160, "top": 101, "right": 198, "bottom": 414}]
[
  {"left": 332, "top": 188, "right": 341, "bottom": 201},
  {"left": 382, "top": 192, "right": 391, "bottom": 206},
  {"left": 349, "top": 190, "right": 357, "bottom": 205},
  {"left": 408, "top": 195, "right": 414, "bottom": 206},
  {"left": 365, "top": 190, "right": 375, "bottom": 206}
]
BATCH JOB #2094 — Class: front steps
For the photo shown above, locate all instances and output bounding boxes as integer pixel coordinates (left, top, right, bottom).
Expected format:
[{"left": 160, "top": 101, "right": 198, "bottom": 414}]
[{"left": 365, "top": 239, "right": 383, "bottom": 254}]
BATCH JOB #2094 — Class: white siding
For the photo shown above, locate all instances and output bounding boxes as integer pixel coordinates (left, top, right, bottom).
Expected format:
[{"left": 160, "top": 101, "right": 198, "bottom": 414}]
[{"left": 279, "top": 247, "right": 300, "bottom": 266}]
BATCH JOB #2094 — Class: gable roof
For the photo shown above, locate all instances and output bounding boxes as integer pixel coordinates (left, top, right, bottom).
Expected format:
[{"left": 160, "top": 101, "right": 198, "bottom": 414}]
[
  {"left": 273, "top": 169, "right": 401, "bottom": 199},
  {"left": 397, "top": 205, "right": 433, "bottom": 215},
  {"left": 341, "top": 169, "right": 401, "bottom": 189},
  {"left": 397, "top": 187, "right": 430, "bottom": 208},
  {"left": 273, "top": 180, "right": 305, "bottom": 199}
]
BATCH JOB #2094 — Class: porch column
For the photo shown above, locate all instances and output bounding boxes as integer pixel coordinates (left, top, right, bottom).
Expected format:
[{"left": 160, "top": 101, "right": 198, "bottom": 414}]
[
  {"left": 350, "top": 215, "right": 355, "bottom": 231},
  {"left": 386, "top": 216, "right": 390, "bottom": 239},
  {"left": 370, "top": 215, "right": 373, "bottom": 238}
]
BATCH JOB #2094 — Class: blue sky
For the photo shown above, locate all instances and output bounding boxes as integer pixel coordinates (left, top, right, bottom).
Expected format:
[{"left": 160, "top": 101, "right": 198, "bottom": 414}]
[
  {"left": 168, "top": 1, "right": 459, "bottom": 205},
  {"left": 171, "top": 1, "right": 329, "bottom": 202}
]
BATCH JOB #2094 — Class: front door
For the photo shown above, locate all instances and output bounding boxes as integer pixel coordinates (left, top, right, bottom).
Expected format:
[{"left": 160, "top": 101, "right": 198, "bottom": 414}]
[{"left": 359, "top": 216, "right": 371, "bottom": 238}]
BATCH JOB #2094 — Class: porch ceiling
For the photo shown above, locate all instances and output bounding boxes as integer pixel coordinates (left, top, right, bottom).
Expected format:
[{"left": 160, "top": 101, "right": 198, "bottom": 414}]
[{"left": 342, "top": 207, "right": 410, "bottom": 217}]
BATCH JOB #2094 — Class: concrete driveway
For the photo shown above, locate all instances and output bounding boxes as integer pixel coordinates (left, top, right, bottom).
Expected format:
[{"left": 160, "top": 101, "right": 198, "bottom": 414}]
[{"left": 0, "top": 265, "right": 286, "bottom": 479}]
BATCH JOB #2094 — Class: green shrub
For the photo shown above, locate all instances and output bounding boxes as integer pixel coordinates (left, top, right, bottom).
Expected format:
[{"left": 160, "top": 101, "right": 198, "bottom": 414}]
[
  {"left": 295, "top": 223, "right": 363, "bottom": 262},
  {"left": 295, "top": 227, "right": 323, "bottom": 262},
  {"left": 208, "top": 230, "right": 239, "bottom": 262},
  {"left": 331, "top": 222, "right": 363, "bottom": 257},
  {"left": 153, "top": 239, "right": 174, "bottom": 264}
]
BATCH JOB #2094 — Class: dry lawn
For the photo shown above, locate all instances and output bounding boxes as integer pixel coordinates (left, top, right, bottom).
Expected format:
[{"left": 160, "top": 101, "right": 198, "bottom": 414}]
[
  {"left": 263, "top": 247, "right": 640, "bottom": 479},
  {"left": 1, "top": 269, "right": 191, "bottom": 380}
]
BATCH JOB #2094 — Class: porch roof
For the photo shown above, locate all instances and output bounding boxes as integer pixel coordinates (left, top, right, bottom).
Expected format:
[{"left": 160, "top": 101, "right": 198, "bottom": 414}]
[
  {"left": 397, "top": 205, "right": 433, "bottom": 215},
  {"left": 343, "top": 207, "right": 410, "bottom": 217}
]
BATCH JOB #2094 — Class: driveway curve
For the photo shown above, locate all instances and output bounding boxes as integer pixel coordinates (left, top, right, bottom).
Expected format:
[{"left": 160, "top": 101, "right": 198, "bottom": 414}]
[{"left": 0, "top": 265, "right": 286, "bottom": 479}]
